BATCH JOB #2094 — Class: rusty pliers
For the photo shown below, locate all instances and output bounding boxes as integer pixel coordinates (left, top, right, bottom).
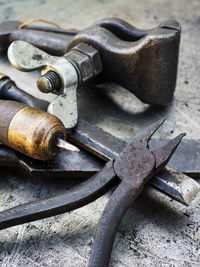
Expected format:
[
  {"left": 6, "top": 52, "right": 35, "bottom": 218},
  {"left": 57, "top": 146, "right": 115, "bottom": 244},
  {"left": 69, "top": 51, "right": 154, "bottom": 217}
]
[{"left": 0, "top": 120, "right": 184, "bottom": 267}]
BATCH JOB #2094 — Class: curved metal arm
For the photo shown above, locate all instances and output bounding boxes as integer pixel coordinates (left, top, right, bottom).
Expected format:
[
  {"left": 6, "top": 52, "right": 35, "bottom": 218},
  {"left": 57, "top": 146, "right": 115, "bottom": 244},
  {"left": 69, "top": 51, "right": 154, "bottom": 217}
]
[
  {"left": 0, "top": 161, "right": 116, "bottom": 230},
  {"left": 89, "top": 182, "right": 142, "bottom": 267}
]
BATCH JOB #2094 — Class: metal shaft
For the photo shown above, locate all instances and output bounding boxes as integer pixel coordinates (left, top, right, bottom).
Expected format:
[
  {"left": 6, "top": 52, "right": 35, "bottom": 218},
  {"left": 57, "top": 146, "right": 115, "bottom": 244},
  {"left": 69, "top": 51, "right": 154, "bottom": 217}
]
[{"left": 57, "top": 138, "right": 79, "bottom": 152}]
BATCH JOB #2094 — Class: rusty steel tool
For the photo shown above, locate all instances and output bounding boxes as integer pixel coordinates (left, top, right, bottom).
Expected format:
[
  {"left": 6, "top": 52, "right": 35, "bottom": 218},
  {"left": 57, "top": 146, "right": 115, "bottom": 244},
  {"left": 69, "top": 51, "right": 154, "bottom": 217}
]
[
  {"left": 0, "top": 74, "right": 199, "bottom": 205},
  {"left": 0, "top": 20, "right": 76, "bottom": 55},
  {"left": 8, "top": 18, "right": 181, "bottom": 128},
  {"left": 0, "top": 120, "right": 185, "bottom": 267}
]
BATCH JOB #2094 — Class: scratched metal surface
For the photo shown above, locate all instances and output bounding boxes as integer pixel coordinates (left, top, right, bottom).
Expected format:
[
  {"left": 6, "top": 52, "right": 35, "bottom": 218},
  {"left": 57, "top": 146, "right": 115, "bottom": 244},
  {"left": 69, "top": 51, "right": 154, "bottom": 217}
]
[{"left": 0, "top": 0, "right": 200, "bottom": 266}]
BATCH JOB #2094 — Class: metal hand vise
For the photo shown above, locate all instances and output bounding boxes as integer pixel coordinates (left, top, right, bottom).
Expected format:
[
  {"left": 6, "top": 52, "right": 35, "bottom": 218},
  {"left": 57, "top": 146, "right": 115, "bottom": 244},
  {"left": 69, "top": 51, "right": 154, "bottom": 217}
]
[{"left": 8, "top": 18, "right": 181, "bottom": 128}]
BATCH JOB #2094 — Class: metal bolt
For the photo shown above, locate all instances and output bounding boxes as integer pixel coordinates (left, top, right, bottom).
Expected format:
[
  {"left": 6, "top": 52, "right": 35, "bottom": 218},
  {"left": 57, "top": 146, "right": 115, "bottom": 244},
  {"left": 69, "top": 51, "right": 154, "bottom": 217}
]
[{"left": 37, "top": 71, "right": 61, "bottom": 93}]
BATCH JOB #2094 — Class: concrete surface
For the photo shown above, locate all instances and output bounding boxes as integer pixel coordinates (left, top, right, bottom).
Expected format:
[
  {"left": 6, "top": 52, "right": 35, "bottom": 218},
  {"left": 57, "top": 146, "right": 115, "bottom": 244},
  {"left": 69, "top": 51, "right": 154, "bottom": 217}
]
[{"left": 0, "top": 0, "right": 200, "bottom": 266}]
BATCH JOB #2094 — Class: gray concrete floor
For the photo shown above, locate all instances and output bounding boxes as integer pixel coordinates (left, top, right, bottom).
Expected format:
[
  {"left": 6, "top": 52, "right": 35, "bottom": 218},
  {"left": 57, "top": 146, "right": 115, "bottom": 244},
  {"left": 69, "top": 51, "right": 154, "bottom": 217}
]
[{"left": 0, "top": 0, "right": 200, "bottom": 266}]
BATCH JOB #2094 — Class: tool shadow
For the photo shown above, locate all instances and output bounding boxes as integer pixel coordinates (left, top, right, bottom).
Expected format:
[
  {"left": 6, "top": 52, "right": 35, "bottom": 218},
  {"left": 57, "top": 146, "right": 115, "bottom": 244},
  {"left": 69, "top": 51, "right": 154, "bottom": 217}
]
[{"left": 78, "top": 83, "right": 172, "bottom": 133}]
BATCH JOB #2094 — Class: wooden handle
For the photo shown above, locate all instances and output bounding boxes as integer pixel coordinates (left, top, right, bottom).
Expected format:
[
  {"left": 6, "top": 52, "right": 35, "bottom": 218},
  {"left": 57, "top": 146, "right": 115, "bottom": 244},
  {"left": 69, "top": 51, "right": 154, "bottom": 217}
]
[
  {"left": 0, "top": 100, "right": 66, "bottom": 160},
  {"left": 0, "top": 100, "right": 25, "bottom": 146}
]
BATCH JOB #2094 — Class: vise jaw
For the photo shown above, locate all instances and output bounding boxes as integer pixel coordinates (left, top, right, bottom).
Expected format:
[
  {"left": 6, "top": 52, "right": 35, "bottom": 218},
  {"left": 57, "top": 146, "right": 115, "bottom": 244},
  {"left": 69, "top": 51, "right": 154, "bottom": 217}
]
[{"left": 68, "top": 18, "right": 181, "bottom": 106}]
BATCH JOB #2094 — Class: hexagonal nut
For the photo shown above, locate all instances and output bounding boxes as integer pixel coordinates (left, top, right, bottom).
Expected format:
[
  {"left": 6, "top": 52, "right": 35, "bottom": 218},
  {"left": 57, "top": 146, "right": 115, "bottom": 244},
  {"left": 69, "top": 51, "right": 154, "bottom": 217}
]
[
  {"left": 65, "top": 50, "right": 94, "bottom": 84},
  {"left": 72, "top": 43, "right": 102, "bottom": 76}
]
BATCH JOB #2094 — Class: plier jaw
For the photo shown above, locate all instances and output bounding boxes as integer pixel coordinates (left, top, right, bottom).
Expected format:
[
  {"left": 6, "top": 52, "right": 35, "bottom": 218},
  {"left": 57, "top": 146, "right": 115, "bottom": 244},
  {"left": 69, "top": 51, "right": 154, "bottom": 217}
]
[{"left": 114, "top": 119, "right": 185, "bottom": 184}]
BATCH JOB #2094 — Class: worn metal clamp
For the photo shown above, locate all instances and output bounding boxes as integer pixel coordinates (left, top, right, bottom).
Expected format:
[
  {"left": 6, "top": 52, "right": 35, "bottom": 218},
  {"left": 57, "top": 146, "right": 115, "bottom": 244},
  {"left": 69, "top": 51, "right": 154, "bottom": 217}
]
[{"left": 8, "top": 18, "right": 181, "bottom": 128}]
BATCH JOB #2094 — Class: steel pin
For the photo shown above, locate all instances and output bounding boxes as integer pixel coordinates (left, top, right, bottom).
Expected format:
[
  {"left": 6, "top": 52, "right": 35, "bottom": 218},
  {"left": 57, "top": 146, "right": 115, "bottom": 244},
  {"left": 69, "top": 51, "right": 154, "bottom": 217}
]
[{"left": 57, "top": 138, "right": 80, "bottom": 152}]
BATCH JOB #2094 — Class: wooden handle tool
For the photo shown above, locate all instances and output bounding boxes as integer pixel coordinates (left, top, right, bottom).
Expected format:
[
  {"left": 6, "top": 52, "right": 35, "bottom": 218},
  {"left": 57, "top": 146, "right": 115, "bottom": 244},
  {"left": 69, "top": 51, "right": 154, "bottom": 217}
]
[{"left": 0, "top": 100, "right": 79, "bottom": 160}]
